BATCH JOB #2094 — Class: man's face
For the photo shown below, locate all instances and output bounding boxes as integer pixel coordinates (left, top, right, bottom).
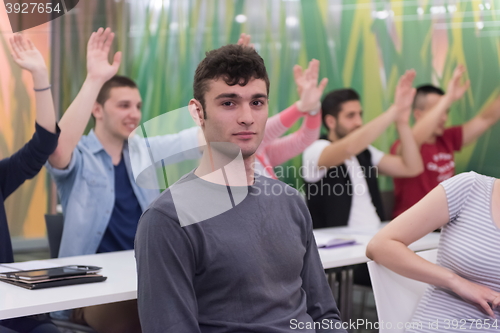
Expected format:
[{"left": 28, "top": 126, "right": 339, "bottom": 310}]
[
  {"left": 199, "top": 78, "right": 268, "bottom": 158},
  {"left": 414, "top": 93, "right": 447, "bottom": 136},
  {"left": 95, "top": 87, "right": 142, "bottom": 140},
  {"left": 333, "top": 100, "right": 363, "bottom": 139}
]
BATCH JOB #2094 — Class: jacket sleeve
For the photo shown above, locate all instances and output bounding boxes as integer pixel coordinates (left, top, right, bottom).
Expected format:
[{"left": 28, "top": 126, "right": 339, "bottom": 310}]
[{"left": 0, "top": 123, "right": 60, "bottom": 198}]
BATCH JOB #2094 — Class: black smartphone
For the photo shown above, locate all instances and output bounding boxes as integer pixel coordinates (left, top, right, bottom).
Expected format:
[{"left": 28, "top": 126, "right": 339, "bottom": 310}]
[{"left": 0, "top": 265, "right": 102, "bottom": 281}]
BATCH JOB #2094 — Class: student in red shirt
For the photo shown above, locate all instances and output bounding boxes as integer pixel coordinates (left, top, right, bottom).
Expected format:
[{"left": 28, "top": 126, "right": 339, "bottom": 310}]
[{"left": 391, "top": 65, "right": 500, "bottom": 217}]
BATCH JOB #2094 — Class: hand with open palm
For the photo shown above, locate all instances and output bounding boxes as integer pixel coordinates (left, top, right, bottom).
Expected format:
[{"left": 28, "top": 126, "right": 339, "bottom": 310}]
[
  {"left": 446, "top": 65, "right": 470, "bottom": 103},
  {"left": 393, "top": 69, "right": 417, "bottom": 124},
  {"left": 10, "top": 34, "right": 47, "bottom": 74},
  {"left": 295, "top": 59, "right": 328, "bottom": 113},
  {"left": 86, "top": 27, "right": 122, "bottom": 84}
]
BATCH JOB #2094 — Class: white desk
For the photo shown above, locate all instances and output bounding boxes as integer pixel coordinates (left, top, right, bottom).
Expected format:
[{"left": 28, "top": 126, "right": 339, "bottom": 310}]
[
  {"left": 315, "top": 226, "right": 441, "bottom": 269},
  {"left": 0, "top": 251, "right": 137, "bottom": 320},
  {"left": 314, "top": 225, "right": 440, "bottom": 321},
  {"left": 0, "top": 227, "right": 440, "bottom": 321}
]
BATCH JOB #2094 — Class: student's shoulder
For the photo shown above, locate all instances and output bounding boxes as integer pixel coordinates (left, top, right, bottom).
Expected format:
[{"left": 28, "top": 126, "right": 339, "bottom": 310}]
[
  {"left": 74, "top": 133, "right": 102, "bottom": 155},
  {"left": 137, "top": 189, "right": 183, "bottom": 239},
  {"left": 439, "top": 126, "right": 462, "bottom": 142},
  {"left": 305, "top": 139, "right": 330, "bottom": 152},
  {"left": 439, "top": 171, "right": 483, "bottom": 199},
  {"left": 254, "top": 176, "right": 304, "bottom": 203},
  {"left": 303, "top": 139, "right": 330, "bottom": 159},
  {"left": 443, "top": 171, "right": 492, "bottom": 187},
  {"left": 146, "top": 173, "right": 194, "bottom": 221}
]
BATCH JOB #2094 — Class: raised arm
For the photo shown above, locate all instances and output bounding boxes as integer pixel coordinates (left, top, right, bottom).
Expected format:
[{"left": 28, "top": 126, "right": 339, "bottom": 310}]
[
  {"left": 264, "top": 59, "right": 326, "bottom": 166},
  {"left": 377, "top": 70, "right": 424, "bottom": 177},
  {"left": 366, "top": 175, "right": 499, "bottom": 318},
  {"left": 48, "top": 28, "right": 121, "bottom": 169},
  {"left": 10, "top": 34, "right": 56, "bottom": 133},
  {"left": 409, "top": 65, "right": 469, "bottom": 149},
  {"left": 260, "top": 59, "right": 326, "bottom": 148},
  {"left": 0, "top": 35, "right": 59, "bottom": 198},
  {"left": 462, "top": 93, "right": 500, "bottom": 146},
  {"left": 317, "top": 71, "right": 416, "bottom": 168}
]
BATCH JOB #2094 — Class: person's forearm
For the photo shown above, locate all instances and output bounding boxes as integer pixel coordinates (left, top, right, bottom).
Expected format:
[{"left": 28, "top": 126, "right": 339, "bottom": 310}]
[
  {"left": 32, "top": 69, "right": 56, "bottom": 133},
  {"left": 260, "top": 104, "right": 302, "bottom": 149},
  {"left": 367, "top": 239, "right": 459, "bottom": 291},
  {"left": 49, "top": 76, "right": 104, "bottom": 168},
  {"left": 478, "top": 98, "right": 500, "bottom": 126},
  {"left": 266, "top": 113, "right": 320, "bottom": 167},
  {"left": 396, "top": 121, "right": 424, "bottom": 175},
  {"left": 412, "top": 94, "right": 453, "bottom": 145},
  {"left": 318, "top": 106, "right": 397, "bottom": 168}
]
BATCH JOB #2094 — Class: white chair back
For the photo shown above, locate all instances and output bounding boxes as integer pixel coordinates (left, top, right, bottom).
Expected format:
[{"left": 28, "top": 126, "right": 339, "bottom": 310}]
[{"left": 367, "top": 249, "right": 438, "bottom": 333}]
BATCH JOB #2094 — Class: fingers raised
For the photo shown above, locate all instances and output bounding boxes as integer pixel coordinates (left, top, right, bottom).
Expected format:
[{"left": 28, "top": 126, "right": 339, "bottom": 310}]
[
  {"left": 318, "top": 77, "right": 329, "bottom": 93},
  {"left": 9, "top": 36, "right": 21, "bottom": 61},
  {"left": 112, "top": 51, "right": 122, "bottom": 71},
  {"left": 293, "top": 64, "right": 303, "bottom": 83},
  {"left": 103, "top": 32, "right": 115, "bottom": 53}
]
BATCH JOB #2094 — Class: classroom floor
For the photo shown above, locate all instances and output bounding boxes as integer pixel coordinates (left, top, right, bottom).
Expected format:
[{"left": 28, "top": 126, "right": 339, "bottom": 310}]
[{"left": 14, "top": 250, "right": 379, "bottom": 333}]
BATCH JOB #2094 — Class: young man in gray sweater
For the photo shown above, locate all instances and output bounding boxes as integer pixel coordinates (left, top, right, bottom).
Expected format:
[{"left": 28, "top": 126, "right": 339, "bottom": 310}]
[{"left": 135, "top": 44, "right": 346, "bottom": 333}]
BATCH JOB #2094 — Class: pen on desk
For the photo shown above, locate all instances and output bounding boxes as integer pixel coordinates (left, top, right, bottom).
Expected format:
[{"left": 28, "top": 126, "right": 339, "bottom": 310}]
[{"left": 320, "top": 238, "right": 357, "bottom": 249}]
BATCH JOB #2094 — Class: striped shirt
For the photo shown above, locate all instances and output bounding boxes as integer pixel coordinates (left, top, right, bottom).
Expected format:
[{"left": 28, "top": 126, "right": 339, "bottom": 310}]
[
  {"left": 407, "top": 171, "right": 500, "bottom": 332},
  {"left": 255, "top": 103, "right": 321, "bottom": 179}
]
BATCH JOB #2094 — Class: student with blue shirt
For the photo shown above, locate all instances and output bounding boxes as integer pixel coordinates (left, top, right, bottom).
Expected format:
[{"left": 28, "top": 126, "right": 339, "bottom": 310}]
[
  {"left": 0, "top": 35, "right": 60, "bottom": 333},
  {"left": 46, "top": 28, "right": 199, "bottom": 333}
]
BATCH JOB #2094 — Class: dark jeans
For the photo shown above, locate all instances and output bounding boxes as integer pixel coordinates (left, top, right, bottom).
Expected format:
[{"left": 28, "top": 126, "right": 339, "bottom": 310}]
[{"left": 0, "top": 315, "right": 60, "bottom": 333}]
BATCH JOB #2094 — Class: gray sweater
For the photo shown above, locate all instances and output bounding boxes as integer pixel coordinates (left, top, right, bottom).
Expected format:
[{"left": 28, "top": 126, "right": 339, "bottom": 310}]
[{"left": 135, "top": 171, "right": 345, "bottom": 333}]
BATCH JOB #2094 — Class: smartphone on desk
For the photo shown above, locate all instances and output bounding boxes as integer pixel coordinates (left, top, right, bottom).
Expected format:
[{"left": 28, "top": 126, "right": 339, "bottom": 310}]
[{"left": 0, "top": 265, "right": 102, "bottom": 281}]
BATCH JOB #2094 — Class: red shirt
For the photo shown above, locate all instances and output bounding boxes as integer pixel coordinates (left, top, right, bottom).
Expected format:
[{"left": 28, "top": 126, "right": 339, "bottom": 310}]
[{"left": 390, "top": 126, "right": 463, "bottom": 218}]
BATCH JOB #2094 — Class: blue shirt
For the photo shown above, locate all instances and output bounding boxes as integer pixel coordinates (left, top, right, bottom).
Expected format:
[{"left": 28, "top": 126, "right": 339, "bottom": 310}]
[
  {"left": 97, "top": 156, "right": 142, "bottom": 253},
  {"left": 46, "top": 127, "right": 201, "bottom": 257}
]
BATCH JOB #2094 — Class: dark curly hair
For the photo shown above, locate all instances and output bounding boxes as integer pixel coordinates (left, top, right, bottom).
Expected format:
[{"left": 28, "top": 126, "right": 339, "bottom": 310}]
[
  {"left": 321, "top": 88, "right": 360, "bottom": 130},
  {"left": 193, "top": 44, "right": 270, "bottom": 118}
]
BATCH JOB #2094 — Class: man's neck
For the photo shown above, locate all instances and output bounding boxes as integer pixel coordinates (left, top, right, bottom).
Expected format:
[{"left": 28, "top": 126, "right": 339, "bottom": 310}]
[
  {"left": 327, "top": 130, "right": 339, "bottom": 142},
  {"left": 94, "top": 127, "right": 125, "bottom": 165},
  {"left": 195, "top": 143, "right": 254, "bottom": 186},
  {"left": 424, "top": 133, "right": 438, "bottom": 145}
]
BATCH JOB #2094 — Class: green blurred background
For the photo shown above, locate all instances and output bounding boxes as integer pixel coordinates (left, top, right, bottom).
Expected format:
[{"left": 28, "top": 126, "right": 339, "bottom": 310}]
[
  {"left": 2, "top": 0, "right": 500, "bottom": 239},
  {"left": 56, "top": 0, "right": 500, "bottom": 187}
]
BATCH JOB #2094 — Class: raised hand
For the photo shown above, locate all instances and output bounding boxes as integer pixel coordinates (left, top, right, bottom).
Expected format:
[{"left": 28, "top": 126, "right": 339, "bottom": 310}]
[
  {"left": 296, "top": 59, "right": 328, "bottom": 112},
  {"left": 393, "top": 69, "right": 417, "bottom": 124},
  {"left": 293, "top": 64, "right": 305, "bottom": 97},
  {"left": 86, "top": 27, "right": 122, "bottom": 84},
  {"left": 446, "top": 65, "right": 470, "bottom": 102},
  {"left": 236, "top": 33, "right": 254, "bottom": 49},
  {"left": 9, "top": 34, "right": 47, "bottom": 74}
]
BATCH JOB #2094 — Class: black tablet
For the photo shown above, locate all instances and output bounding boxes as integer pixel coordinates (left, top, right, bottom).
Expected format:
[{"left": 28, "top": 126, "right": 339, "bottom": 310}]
[{"left": 0, "top": 265, "right": 102, "bottom": 281}]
